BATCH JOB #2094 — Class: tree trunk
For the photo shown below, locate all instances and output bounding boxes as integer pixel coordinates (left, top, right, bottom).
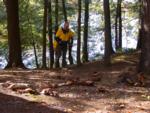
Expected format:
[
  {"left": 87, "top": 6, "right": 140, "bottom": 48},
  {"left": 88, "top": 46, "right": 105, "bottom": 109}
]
[
  {"left": 5, "top": 0, "right": 24, "bottom": 68},
  {"left": 48, "top": 0, "right": 54, "bottom": 69},
  {"left": 77, "top": 0, "right": 82, "bottom": 65},
  {"left": 115, "top": 0, "right": 122, "bottom": 50},
  {"left": 68, "top": 39, "right": 74, "bottom": 65},
  {"left": 115, "top": 6, "right": 119, "bottom": 50},
  {"left": 103, "top": 0, "right": 112, "bottom": 66},
  {"left": 137, "top": 0, "right": 142, "bottom": 50},
  {"left": 32, "top": 39, "right": 39, "bottom": 68},
  {"left": 25, "top": 1, "right": 39, "bottom": 69},
  {"left": 137, "top": 29, "right": 142, "bottom": 49},
  {"left": 42, "top": 0, "right": 48, "bottom": 69},
  {"left": 82, "top": 0, "right": 89, "bottom": 63},
  {"left": 139, "top": 0, "right": 150, "bottom": 73},
  {"left": 27, "top": 17, "right": 39, "bottom": 69},
  {"left": 118, "top": 0, "right": 122, "bottom": 49},
  {"left": 55, "top": 0, "right": 59, "bottom": 31},
  {"left": 62, "top": 0, "right": 67, "bottom": 21}
]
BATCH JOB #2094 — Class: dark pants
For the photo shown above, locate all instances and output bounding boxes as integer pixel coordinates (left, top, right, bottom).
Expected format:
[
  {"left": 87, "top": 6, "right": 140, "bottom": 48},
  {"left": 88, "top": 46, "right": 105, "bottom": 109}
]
[{"left": 55, "top": 42, "right": 68, "bottom": 68}]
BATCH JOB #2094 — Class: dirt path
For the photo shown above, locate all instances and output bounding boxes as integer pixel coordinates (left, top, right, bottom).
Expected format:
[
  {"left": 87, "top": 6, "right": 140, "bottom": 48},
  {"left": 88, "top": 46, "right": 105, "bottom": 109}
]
[{"left": 0, "top": 52, "right": 150, "bottom": 113}]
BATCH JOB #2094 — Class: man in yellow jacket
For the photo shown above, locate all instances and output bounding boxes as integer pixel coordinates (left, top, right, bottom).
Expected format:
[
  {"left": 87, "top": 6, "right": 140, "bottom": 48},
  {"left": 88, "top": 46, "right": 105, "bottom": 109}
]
[{"left": 54, "top": 21, "right": 74, "bottom": 68}]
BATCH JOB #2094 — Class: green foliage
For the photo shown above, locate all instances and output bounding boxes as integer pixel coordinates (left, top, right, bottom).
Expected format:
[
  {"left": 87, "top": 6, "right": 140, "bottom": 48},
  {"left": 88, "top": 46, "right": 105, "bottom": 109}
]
[{"left": 19, "top": 0, "right": 43, "bottom": 49}]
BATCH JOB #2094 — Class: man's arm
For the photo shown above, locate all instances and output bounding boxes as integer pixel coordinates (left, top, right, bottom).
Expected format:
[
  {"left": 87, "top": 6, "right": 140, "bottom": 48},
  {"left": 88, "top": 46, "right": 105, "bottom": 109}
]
[{"left": 55, "top": 36, "right": 62, "bottom": 43}]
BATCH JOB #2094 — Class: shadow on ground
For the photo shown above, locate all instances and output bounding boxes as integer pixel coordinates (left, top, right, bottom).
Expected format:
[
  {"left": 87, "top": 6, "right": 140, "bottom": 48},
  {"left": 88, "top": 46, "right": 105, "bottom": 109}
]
[{"left": 0, "top": 93, "right": 67, "bottom": 113}]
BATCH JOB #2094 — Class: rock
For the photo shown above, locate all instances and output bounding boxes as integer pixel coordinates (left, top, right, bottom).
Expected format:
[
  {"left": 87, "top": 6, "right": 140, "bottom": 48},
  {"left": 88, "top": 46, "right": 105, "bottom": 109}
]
[
  {"left": 78, "top": 80, "right": 94, "bottom": 86},
  {"left": 8, "top": 83, "right": 30, "bottom": 91},
  {"left": 91, "top": 77, "right": 101, "bottom": 82},
  {"left": 97, "top": 87, "right": 109, "bottom": 93},
  {"left": 40, "top": 88, "right": 52, "bottom": 95},
  {"left": 40, "top": 88, "right": 59, "bottom": 97},
  {"left": 17, "top": 88, "right": 39, "bottom": 95},
  {"left": 0, "top": 81, "right": 13, "bottom": 88}
]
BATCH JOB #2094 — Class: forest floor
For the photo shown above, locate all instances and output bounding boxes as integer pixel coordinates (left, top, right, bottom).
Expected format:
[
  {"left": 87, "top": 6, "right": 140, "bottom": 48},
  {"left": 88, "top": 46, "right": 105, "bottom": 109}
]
[{"left": 0, "top": 51, "right": 150, "bottom": 113}]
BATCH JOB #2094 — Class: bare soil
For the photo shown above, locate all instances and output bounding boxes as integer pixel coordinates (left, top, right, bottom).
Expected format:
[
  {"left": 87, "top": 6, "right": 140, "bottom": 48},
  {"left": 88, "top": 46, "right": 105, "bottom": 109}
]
[{"left": 0, "top": 52, "right": 150, "bottom": 113}]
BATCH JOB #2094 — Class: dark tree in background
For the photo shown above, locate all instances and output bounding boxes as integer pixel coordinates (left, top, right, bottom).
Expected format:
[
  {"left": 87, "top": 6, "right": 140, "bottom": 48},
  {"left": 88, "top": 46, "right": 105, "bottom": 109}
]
[
  {"left": 115, "top": 0, "right": 122, "bottom": 50},
  {"left": 5, "top": 0, "right": 24, "bottom": 68},
  {"left": 139, "top": 0, "right": 150, "bottom": 73},
  {"left": 103, "top": 0, "right": 112, "bottom": 66},
  {"left": 48, "top": 0, "right": 54, "bottom": 68},
  {"left": 77, "top": 0, "right": 82, "bottom": 65},
  {"left": 55, "top": 0, "right": 59, "bottom": 31},
  {"left": 42, "top": 0, "right": 48, "bottom": 69},
  {"left": 62, "top": 0, "right": 67, "bottom": 21},
  {"left": 82, "top": 0, "right": 89, "bottom": 63},
  {"left": 118, "top": 0, "right": 122, "bottom": 50},
  {"left": 137, "top": 0, "right": 142, "bottom": 50}
]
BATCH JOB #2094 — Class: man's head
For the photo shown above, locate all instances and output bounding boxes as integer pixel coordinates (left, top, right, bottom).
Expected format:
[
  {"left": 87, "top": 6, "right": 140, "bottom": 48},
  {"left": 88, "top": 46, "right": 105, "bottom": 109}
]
[{"left": 63, "top": 21, "right": 69, "bottom": 31}]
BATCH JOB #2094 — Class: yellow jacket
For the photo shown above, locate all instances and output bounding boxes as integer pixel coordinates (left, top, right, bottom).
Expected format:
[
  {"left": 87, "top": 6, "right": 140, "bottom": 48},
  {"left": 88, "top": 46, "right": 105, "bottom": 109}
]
[{"left": 56, "top": 27, "right": 75, "bottom": 41}]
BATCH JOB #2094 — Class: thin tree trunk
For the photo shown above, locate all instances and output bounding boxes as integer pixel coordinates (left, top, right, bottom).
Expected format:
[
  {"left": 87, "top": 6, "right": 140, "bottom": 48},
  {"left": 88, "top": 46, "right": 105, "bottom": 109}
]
[
  {"left": 115, "top": 7, "right": 119, "bottom": 50},
  {"left": 25, "top": 0, "right": 39, "bottom": 68},
  {"left": 103, "top": 0, "right": 112, "bottom": 66},
  {"left": 32, "top": 39, "right": 39, "bottom": 68},
  {"left": 68, "top": 39, "right": 74, "bottom": 65},
  {"left": 62, "top": 0, "right": 67, "bottom": 21},
  {"left": 137, "top": 0, "right": 142, "bottom": 50},
  {"left": 48, "top": 0, "right": 54, "bottom": 69},
  {"left": 42, "top": 0, "right": 48, "bottom": 69},
  {"left": 115, "top": 0, "right": 122, "bottom": 51},
  {"left": 55, "top": 0, "right": 59, "bottom": 31},
  {"left": 28, "top": 21, "right": 39, "bottom": 69},
  {"left": 118, "top": 0, "right": 122, "bottom": 49},
  {"left": 5, "top": 0, "right": 24, "bottom": 68},
  {"left": 82, "top": 0, "right": 89, "bottom": 63},
  {"left": 77, "top": 0, "right": 82, "bottom": 65}
]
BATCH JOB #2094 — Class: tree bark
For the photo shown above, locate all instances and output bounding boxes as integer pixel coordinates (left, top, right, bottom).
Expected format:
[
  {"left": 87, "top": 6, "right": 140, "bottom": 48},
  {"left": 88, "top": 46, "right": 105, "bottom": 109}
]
[
  {"left": 115, "top": 5, "right": 119, "bottom": 50},
  {"left": 55, "top": 0, "right": 59, "bottom": 31},
  {"left": 77, "top": 0, "right": 82, "bottom": 65},
  {"left": 115, "top": 0, "right": 122, "bottom": 50},
  {"left": 5, "top": 0, "right": 24, "bottom": 68},
  {"left": 139, "top": 0, "right": 150, "bottom": 73},
  {"left": 137, "top": 0, "right": 142, "bottom": 50},
  {"left": 48, "top": 0, "right": 54, "bottom": 69},
  {"left": 103, "top": 0, "right": 112, "bottom": 66},
  {"left": 82, "top": 0, "right": 89, "bottom": 63},
  {"left": 42, "top": 0, "right": 48, "bottom": 69},
  {"left": 118, "top": 0, "right": 122, "bottom": 49},
  {"left": 62, "top": 0, "right": 67, "bottom": 21}
]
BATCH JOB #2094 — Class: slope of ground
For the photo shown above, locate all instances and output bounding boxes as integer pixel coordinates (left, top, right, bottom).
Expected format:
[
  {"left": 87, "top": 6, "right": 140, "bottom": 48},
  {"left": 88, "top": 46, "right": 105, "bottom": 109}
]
[{"left": 0, "top": 51, "right": 150, "bottom": 113}]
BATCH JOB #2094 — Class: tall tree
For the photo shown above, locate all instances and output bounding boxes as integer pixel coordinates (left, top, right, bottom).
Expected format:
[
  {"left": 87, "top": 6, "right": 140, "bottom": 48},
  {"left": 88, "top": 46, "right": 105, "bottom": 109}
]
[
  {"left": 118, "top": 0, "right": 122, "bottom": 49},
  {"left": 103, "top": 0, "right": 112, "bottom": 66},
  {"left": 48, "top": 0, "right": 54, "bottom": 68},
  {"left": 5, "top": 0, "right": 24, "bottom": 68},
  {"left": 115, "top": 0, "right": 122, "bottom": 50},
  {"left": 137, "top": 0, "right": 142, "bottom": 50},
  {"left": 42, "top": 0, "right": 48, "bottom": 68},
  {"left": 62, "top": 0, "right": 67, "bottom": 21},
  {"left": 139, "top": 0, "right": 150, "bottom": 73},
  {"left": 55, "top": 0, "right": 59, "bottom": 31},
  {"left": 82, "top": 0, "right": 89, "bottom": 62},
  {"left": 77, "top": 0, "right": 82, "bottom": 65}
]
